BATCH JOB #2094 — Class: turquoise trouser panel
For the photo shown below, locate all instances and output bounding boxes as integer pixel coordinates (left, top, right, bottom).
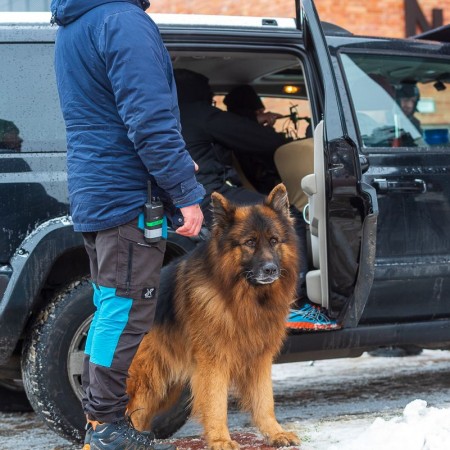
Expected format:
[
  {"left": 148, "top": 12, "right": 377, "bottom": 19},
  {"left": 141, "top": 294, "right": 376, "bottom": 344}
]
[
  {"left": 83, "top": 284, "right": 157, "bottom": 422},
  {"left": 85, "top": 285, "right": 133, "bottom": 368}
]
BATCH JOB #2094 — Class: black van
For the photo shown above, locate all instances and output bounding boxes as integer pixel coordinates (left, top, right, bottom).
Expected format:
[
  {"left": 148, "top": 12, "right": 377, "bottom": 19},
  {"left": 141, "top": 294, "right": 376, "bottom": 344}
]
[{"left": 0, "top": 0, "right": 450, "bottom": 444}]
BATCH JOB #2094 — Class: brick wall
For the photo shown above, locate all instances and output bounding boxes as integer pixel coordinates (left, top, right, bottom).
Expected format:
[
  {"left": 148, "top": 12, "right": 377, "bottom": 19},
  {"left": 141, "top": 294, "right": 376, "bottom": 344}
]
[{"left": 148, "top": 0, "right": 449, "bottom": 38}]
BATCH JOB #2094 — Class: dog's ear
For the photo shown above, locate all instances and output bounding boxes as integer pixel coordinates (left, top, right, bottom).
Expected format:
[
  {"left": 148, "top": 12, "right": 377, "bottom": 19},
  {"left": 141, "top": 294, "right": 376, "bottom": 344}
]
[
  {"left": 211, "top": 192, "right": 235, "bottom": 228},
  {"left": 266, "top": 183, "right": 290, "bottom": 216}
]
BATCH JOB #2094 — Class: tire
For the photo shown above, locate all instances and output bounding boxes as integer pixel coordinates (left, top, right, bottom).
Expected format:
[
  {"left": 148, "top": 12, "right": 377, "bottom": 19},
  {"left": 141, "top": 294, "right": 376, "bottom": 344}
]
[
  {"left": 21, "top": 278, "right": 191, "bottom": 444},
  {"left": 0, "top": 380, "right": 33, "bottom": 412}
]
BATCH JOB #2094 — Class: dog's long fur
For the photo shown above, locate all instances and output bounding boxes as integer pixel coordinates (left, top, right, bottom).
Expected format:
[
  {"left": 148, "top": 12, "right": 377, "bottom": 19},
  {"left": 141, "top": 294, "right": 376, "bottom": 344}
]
[{"left": 127, "top": 184, "right": 300, "bottom": 449}]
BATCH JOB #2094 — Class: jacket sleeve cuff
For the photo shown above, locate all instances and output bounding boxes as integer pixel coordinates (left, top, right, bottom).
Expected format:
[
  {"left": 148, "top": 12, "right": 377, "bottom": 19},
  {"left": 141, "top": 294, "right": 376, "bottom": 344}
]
[
  {"left": 169, "top": 179, "right": 206, "bottom": 208},
  {"left": 177, "top": 198, "right": 204, "bottom": 208}
]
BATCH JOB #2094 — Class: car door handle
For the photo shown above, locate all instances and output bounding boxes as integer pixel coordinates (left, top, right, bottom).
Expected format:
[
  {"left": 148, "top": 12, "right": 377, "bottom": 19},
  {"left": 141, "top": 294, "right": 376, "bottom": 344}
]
[
  {"left": 359, "top": 155, "right": 369, "bottom": 173},
  {"left": 373, "top": 178, "right": 427, "bottom": 194}
]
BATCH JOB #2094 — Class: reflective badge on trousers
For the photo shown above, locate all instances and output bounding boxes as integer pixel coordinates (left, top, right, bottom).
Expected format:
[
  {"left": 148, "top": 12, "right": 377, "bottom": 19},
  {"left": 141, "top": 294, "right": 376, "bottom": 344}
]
[{"left": 142, "top": 287, "right": 156, "bottom": 299}]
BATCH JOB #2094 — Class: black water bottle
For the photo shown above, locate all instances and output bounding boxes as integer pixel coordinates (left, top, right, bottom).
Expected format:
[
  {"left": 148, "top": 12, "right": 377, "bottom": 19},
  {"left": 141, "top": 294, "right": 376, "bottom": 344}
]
[{"left": 144, "top": 181, "right": 163, "bottom": 243}]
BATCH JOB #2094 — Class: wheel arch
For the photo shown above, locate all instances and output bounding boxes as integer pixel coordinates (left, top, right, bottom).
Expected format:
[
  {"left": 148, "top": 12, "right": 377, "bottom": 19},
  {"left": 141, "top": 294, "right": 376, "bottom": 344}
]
[{"left": 0, "top": 218, "right": 84, "bottom": 365}]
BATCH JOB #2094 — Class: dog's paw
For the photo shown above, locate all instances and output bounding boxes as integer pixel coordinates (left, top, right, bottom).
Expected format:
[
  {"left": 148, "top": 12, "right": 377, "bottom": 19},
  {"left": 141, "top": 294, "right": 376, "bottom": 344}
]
[
  {"left": 268, "top": 431, "right": 301, "bottom": 447},
  {"left": 209, "top": 439, "right": 240, "bottom": 450}
]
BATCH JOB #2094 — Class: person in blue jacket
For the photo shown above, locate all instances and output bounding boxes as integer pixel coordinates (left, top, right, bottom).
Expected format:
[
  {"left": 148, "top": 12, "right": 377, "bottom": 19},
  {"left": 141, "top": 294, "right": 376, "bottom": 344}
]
[{"left": 50, "top": 1, "right": 205, "bottom": 449}]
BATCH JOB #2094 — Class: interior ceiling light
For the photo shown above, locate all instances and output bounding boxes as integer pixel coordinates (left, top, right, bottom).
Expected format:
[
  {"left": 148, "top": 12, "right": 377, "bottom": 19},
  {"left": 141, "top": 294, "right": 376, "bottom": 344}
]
[{"left": 283, "top": 85, "right": 300, "bottom": 94}]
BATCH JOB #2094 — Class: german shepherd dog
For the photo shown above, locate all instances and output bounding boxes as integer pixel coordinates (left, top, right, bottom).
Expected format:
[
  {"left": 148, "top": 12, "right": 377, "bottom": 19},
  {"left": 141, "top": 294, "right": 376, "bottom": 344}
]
[{"left": 127, "top": 184, "right": 300, "bottom": 449}]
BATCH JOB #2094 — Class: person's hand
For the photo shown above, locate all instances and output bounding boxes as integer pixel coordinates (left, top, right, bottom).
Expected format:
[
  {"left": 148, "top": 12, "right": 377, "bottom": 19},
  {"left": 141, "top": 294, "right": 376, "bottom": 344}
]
[
  {"left": 194, "top": 161, "right": 199, "bottom": 172},
  {"left": 176, "top": 203, "right": 204, "bottom": 237},
  {"left": 256, "top": 111, "right": 283, "bottom": 127}
]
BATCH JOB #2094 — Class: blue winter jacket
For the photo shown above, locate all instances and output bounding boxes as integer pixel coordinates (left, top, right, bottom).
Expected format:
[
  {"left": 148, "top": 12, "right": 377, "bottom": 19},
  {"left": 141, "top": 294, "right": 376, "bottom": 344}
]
[{"left": 51, "top": 0, "right": 205, "bottom": 232}]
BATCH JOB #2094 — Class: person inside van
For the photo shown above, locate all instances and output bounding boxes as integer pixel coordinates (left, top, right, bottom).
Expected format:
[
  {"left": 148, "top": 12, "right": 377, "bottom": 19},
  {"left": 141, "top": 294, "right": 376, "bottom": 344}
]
[
  {"left": 173, "top": 69, "right": 287, "bottom": 223},
  {"left": 223, "top": 84, "right": 286, "bottom": 194},
  {"left": 174, "top": 69, "right": 339, "bottom": 331},
  {"left": 396, "top": 83, "right": 422, "bottom": 134},
  {"left": 223, "top": 84, "right": 314, "bottom": 215}
]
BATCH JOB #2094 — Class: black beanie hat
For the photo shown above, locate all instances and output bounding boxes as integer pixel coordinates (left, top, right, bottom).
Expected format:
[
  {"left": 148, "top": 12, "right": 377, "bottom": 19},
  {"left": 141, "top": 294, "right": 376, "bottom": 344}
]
[
  {"left": 224, "top": 84, "right": 265, "bottom": 113},
  {"left": 396, "top": 83, "right": 420, "bottom": 100}
]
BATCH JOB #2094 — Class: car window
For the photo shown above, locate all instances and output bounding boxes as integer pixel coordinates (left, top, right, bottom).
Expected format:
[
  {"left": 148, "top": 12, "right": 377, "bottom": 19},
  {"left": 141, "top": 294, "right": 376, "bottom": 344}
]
[
  {"left": 0, "top": 43, "right": 66, "bottom": 153},
  {"left": 263, "top": 97, "right": 312, "bottom": 139},
  {"left": 215, "top": 95, "right": 312, "bottom": 140},
  {"left": 340, "top": 52, "right": 450, "bottom": 150}
]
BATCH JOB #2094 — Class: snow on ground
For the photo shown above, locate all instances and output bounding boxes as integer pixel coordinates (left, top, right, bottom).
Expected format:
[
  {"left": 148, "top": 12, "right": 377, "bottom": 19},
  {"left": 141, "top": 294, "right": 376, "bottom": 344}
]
[
  {"left": 328, "top": 399, "right": 450, "bottom": 450},
  {"left": 267, "top": 350, "right": 450, "bottom": 450},
  {"left": 2, "top": 350, "right": 450, "bottom": 449},
  {"left": 282, "top": 400, "right": 450, "bottom": 450}
]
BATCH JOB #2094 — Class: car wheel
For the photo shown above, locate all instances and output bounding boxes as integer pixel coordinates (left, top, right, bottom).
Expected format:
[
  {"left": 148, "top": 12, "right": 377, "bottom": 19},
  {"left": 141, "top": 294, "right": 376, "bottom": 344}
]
[
  {"left": 0, "top": 379, "right": 33, "bottom": 412},
  {"left": 21, "top": 278, "right": 191, "bottom": 444}
]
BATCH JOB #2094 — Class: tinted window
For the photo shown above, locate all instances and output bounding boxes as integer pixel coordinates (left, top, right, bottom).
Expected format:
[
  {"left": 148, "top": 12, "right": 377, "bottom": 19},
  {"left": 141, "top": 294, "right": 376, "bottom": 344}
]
[
  {"left": 0, "top": 43, "right": 66, "bottom": 153},
  {"left": 340, "top": 53, "right": 450, "bottom": 150},
  {"left": 215, "top": 95, "right": 312, "bottom": 139}
]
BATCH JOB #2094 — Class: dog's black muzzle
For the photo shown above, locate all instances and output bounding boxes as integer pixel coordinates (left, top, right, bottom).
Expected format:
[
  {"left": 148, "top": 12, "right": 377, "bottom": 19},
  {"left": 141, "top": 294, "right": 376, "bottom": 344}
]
[{"left": 251, "top": 262, "right": 280, "bottom": 285}]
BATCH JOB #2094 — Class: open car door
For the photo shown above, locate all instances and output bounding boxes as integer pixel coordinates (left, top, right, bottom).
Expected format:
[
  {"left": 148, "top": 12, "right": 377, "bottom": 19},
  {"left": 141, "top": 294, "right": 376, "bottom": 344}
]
[{"left": 297, "top": 0, "right": 379, "bottom": 327}]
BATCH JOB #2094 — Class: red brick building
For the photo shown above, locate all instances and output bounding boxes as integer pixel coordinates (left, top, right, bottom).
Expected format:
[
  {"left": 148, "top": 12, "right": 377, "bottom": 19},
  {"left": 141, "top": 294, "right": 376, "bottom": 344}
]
[
  {"left": 3, "top": 1, "right": 447, "bottom": 39},
  {"left": 149, "top": 0, "right": 449, "bottom": 39}
]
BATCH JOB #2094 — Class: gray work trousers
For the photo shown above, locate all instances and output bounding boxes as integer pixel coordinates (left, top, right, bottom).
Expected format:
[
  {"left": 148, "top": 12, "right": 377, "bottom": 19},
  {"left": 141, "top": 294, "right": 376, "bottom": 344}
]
[{"left": 81, "top": 216, "right": 166, "bottom": 423}]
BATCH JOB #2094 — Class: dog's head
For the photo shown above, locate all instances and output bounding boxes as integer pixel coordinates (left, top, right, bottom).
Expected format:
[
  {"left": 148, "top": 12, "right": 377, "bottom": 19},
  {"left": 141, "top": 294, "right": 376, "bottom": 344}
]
[{"left": 210, "top": 184, "right": 299, "bottom": 286}]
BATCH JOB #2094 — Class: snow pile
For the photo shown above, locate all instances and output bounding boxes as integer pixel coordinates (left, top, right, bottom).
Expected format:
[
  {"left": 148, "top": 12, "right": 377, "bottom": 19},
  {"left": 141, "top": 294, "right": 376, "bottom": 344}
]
[{"left": 330, "top": 399, "right": 450, "bottom": 450}]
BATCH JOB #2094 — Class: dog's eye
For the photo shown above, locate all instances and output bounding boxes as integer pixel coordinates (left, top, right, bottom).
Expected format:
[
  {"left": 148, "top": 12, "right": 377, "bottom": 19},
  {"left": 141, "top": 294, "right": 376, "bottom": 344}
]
[
  {"left": 270, "top": 237, "right": 278, "bottom": 246},
  {"left": 245, "top": 239, "right": 256, "bottom": 247}
]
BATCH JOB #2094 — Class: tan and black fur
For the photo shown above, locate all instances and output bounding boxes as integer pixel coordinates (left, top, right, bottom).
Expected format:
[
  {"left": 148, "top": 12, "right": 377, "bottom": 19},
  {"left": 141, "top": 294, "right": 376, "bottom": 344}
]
[{"left": 127, "top": 184, "right": 300, "bottom": 450}]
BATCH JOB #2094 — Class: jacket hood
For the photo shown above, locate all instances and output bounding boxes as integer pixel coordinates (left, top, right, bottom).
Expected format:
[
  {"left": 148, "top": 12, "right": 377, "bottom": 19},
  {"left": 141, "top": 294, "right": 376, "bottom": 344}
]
[{"left": 50, "top": 0, "right": 150, "bottom": 26}]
